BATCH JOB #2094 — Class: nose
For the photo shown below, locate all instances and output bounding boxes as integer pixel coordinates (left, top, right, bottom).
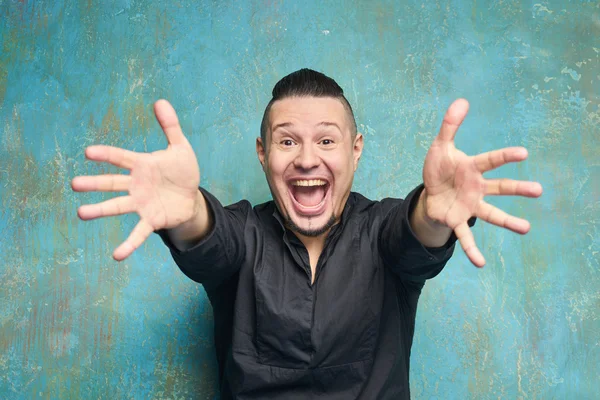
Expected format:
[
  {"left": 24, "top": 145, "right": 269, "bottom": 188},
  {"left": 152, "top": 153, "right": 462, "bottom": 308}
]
[{"left": 293, "top": 144, "right": 320, "bottom": 170}]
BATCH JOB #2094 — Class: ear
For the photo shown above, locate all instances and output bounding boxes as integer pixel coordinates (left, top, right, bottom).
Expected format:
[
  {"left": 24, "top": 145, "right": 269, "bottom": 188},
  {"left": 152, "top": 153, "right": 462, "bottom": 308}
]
[
  {"left": 256, "top": 137, "right": 266, "bottom": 171},
  {"left": 352, "top": 133, "right": 364, "bottom": 171}
]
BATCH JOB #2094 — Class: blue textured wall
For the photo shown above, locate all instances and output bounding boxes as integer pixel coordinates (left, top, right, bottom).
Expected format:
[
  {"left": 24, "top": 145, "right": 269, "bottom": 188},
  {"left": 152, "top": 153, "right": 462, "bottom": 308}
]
[{"left": 1, "top": 1, "right": 598, "bottom": 398}]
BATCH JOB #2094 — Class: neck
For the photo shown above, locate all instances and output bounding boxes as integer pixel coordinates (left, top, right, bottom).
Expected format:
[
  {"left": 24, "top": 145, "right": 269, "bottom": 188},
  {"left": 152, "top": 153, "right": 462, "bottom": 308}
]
[{"left": 294, "top": 229, "right": 329, "bottom": 253}]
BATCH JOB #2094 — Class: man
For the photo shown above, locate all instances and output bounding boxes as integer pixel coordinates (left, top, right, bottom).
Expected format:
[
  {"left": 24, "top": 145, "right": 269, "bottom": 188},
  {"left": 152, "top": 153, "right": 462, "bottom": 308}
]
[{"left": 72, "top": 69, "right": 542, "bottom": 399}]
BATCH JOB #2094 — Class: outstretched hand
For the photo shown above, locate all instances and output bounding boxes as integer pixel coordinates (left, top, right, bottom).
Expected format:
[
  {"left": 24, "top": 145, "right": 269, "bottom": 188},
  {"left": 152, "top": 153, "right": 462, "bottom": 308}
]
[
  {"left": 71, "top": 100, "right": 201, "bottom": 261},
  {"left": 422, "top": 99, "right": 543, "bottom": 267}
]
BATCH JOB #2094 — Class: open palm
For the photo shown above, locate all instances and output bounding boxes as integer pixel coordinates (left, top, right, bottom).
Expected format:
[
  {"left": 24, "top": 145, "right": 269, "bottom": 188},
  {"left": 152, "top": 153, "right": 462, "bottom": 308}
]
[
  {"left": 422, "top": 99, "right": 543, "bottom": 267},
  {"left": 72, "top": 100, "right": 200, "bottom": 261}
]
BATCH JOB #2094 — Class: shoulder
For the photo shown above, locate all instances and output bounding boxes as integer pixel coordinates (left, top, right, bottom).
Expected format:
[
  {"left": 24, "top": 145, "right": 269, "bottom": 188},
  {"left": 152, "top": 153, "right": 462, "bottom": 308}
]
[
  {"left": 247, "top": 198, "right": 278, "bottom": 224},
  {"left": 252, "top": 199, "right": 276, "bottom": 214},
  {"left": 348, "top": 192, "right": 404, "bottom": 218},
  {"left": 219, "top": 194, "right": 277, "bottom": 224}
]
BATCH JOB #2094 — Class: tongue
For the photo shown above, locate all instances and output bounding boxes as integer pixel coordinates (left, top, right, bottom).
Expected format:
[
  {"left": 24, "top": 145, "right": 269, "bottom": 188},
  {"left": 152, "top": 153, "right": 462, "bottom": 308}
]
[{"left": 293, "top": 186, "right": 326, "bottom": 207}]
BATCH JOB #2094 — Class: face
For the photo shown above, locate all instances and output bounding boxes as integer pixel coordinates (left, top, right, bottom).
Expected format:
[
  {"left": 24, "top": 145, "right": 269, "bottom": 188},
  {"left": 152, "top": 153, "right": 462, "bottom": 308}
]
[{"left": 256, "top": 96, "right": 363, "bottom": 238}]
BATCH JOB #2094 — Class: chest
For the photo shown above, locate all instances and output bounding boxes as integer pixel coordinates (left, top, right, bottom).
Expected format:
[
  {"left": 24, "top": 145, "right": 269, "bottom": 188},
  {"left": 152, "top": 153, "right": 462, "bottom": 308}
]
[{"left": 245, "top": 225, "right": 386, "bottom": 369}]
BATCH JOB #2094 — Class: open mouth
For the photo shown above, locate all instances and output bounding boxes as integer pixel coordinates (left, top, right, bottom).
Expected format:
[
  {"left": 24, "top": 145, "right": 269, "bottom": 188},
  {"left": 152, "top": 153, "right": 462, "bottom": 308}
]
[{"left": 288, "top": 179, "right": 330, "bottom": 214}]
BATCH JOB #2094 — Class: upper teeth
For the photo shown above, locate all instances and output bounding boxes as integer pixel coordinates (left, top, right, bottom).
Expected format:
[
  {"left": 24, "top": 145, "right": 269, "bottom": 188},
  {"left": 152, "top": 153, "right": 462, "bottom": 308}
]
[{"left": 292, "top": 179, "right": 327, "bottom": 187}]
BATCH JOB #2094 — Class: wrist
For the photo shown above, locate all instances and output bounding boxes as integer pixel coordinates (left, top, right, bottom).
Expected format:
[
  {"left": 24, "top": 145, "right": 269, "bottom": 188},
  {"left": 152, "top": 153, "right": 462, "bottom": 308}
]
[
  {"left": 410, "top": 187, "right": 453, "bottom": 248},
  {"left": 173, "top": 189, "right": 206, "bottom": 229},
  {"left": 191, "top": 189, "right": 205, "bottom": 220},
  {"left": 418, "top": 188, "right": 446, "bottom": 229},
  {"left": 168, "top": 189, "right": 212, "bottom": 251}
]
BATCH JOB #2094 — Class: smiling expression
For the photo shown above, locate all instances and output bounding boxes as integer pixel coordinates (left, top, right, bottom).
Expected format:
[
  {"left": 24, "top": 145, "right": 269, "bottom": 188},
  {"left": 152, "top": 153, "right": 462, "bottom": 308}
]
[{"left": 257, "top": 96, "right": 363, "bottom": 238}]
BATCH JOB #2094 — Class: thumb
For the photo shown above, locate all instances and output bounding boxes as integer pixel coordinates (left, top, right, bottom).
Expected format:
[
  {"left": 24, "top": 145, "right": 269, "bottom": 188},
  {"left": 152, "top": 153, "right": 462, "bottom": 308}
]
[
  {"left": 437, "top": 98, "right": 469, "bottom": 142},
  {"left": 154, "top": 99, "right": 187, "bottom": 145}
]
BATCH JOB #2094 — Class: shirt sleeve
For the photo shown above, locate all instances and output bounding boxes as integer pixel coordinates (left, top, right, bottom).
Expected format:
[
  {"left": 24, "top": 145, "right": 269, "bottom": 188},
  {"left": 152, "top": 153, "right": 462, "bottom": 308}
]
[
  {"left": 377, "top": 184, "right": 476, "bottom": 282},
  {"left": 155, "top": 187, "right": 250, "bottom": 288}
]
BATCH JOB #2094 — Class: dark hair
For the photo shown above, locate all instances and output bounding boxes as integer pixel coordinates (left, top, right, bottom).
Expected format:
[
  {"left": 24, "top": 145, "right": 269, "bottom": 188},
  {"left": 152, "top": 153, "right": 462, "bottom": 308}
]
[{"left": 260, "top": 68, "right": 357, "bottom": 147}]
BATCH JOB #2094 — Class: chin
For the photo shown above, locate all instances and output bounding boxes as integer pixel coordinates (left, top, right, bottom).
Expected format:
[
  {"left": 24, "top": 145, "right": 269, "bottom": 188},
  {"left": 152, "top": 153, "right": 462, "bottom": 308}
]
[{"left": 285, "top": 213, "right": 337, "bottom": 237}]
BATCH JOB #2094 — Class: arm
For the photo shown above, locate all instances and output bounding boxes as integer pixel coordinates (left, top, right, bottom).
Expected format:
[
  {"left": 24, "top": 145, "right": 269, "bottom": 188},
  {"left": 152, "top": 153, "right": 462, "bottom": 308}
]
[
  {"left": 378, "top": 184, "right": 469, "bottom": 281},
  {"left": 409, "top": 98, "right": 543, "bottom": 267},
  {"left": 380, "top": 98, "right": 543, "bottom": 277},
  {"left": 157, "top": 187, "right": 249, "bottom": 286},
  {"left": 73, "top": 100, "right": 218, "bottom": 260},
  {"left": 72, "top": 99, "right": 247, "bottom": 285}
]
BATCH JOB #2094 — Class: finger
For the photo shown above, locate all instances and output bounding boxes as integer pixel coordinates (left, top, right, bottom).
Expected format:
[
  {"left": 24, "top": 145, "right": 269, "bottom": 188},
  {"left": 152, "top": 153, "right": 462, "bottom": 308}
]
[
  {"left": 437, "top": 98, "right": 469, "bottom": 142},
  {"left": 113, "top": 219, "right": 154, "bottom": 261},
  {"left": 476, "top": 201, "right": 531, "bottom": 234},
  {"left": 154, "top": 99, "right": 187, "bottom": 145},
  {"left": 77, "top": 196, "right": 135, "bottom": 220},
  {"left": 473, "top": 147, "right": 528, "bottom": 173},
  {"left": 454, "top": 222, "right": 486, "bottom": 267},
  {"left": 71, "top": 174, "right": 131, "bottom": 192},
  {"left": 484, "top": 179, "right": 543, "bottom": 197},
  {"left": 85, "top": 145, "right": 138, "bottom": 170}
]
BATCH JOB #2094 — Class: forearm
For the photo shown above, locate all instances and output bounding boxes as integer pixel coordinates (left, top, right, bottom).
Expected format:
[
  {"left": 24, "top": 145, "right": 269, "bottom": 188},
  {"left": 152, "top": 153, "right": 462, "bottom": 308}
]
[
  {"left": 409, "top": 188, "right": 452, "bottom": 247},
  {"left": 168, "top": 190, "right": 214, "bottom": 251}
]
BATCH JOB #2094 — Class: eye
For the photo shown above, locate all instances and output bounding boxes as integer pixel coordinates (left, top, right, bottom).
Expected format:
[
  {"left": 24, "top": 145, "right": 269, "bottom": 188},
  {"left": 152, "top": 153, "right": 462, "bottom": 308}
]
[
  {"left": 280, "top": 139, "right": 296, "bottom": 147},
  {"left": 320, "top": 139, "right": 334, "bottom": 146}
]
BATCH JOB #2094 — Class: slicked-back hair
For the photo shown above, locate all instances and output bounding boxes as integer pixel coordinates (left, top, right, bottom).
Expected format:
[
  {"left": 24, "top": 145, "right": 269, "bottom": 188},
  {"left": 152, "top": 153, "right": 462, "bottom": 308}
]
[{"left": 260, "top": 68, "right": 357, "bottom": 149}]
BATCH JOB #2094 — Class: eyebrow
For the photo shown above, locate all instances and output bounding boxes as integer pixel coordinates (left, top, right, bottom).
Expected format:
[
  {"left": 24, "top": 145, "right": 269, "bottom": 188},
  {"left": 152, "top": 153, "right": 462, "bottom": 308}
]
[
  {"left": 316, "top": 121, "right": 342, "bottom": 131},
  {"left": 271, "top": 121, "right": 342, "bottom": 132},
  {"left": 271, "top": 122, "right": 293, "bottom": 132}
]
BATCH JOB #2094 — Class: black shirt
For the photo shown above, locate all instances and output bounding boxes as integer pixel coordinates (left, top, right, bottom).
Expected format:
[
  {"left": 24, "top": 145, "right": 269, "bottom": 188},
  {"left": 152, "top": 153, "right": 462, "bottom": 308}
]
[{"left": 158, "top": 184, "right": 464, "bottom": 399}]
